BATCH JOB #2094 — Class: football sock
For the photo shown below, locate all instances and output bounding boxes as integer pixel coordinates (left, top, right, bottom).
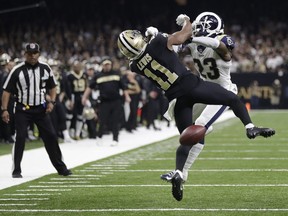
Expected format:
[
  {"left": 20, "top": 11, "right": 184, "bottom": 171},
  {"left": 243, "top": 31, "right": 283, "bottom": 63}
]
[
  {"left": 63, "top": 129, "right": 71, "bottom": 140},
  {"left": 182, "top": 143, "right": 204, "bottom": 181},
  {"left": 75, "top": 120, "right": 84, "bottom": 137},
  {"left": 245, "top": 123, "right": 255, "bottom": 129}
]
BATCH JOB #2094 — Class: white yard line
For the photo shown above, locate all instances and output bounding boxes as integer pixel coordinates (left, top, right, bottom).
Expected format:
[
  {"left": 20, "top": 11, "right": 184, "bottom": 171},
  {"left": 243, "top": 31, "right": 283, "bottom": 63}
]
[
  {"left": 57, "top": 169, "right": 288, "bottom": 172},
  {"left": 0, "top": 204, "right": 37, "bottom": 206},
  {"left": 28, "top": 184, "right": 288, "bottom": 188},
  {"left": 1, "top": 208, "right": 288, "bottom": 212},
  {"left": 0, "top": 198, "right": 49, "bottom": 201},
  {"left": 0, "top": 110, "right": 235, "bottom": 190}
]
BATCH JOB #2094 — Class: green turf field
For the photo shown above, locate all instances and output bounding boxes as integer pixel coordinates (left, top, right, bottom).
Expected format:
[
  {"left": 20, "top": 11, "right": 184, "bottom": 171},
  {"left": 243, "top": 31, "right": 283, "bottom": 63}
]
[
  {"left": 0, "top": 140, "right": 43, "bottom": 156},
  {"left": 0, "top": 110, "right": 287, "bottom": 216}
]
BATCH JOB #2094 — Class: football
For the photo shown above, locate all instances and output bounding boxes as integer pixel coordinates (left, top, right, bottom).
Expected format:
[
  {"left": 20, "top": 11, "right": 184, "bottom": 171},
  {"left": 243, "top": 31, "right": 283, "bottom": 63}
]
[{"left": 179, "top": 125, "right": 206, "bottom": 146}]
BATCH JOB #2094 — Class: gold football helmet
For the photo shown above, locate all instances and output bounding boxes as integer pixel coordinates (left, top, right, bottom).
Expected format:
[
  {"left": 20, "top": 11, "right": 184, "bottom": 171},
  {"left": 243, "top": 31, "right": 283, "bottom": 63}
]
[
  {"left": 117, "top": 30, "right": 147, "bottom": 60},
  {"left": 82, "top": 106, "right": 96, "bottom": 120}
]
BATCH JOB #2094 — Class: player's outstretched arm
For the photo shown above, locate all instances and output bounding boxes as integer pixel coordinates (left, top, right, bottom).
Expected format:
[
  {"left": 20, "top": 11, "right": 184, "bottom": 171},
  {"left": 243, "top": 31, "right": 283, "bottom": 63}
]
[{"left": 167, "top": 16, "right": 192, "bottom": 50}]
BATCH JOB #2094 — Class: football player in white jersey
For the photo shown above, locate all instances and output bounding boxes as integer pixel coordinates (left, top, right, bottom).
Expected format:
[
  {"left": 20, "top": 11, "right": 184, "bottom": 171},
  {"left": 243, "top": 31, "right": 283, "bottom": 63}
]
[{"left": 161, "top": 12, "right": 241, "bottom": 182}]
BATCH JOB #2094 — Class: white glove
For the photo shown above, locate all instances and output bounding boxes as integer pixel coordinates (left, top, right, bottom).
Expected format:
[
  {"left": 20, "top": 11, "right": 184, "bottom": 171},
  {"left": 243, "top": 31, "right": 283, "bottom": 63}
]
[
  {"left": 176, "top": 14, "right": 190, "bottom": 26},
  {"left": 172, "top": 45, "right": 183, "bottom": 53},
  {"left": 145, "top": 26, "right": 159, "bottom": 37},
  {"left": 191, "top": 20, "right": 199, "bottom": 37}
]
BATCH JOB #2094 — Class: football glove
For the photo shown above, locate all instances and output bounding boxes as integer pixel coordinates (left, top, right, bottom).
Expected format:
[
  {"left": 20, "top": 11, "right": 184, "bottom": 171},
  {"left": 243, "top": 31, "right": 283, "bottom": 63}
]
[
  {"left": 145, "top": 26, "right": 159, "bottom": 37},
  {"left": 191, "top": 20, "right": 197, "bottom": 36},
  {"left": 176, "top": 14, "right": 190, "bottom": 26}
]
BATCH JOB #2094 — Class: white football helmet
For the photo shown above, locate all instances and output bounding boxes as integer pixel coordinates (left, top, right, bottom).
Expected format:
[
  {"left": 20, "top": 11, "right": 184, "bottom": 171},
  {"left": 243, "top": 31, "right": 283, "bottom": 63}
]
[
  {"left": 118, "top": 30, "right": 147, "bottom": 60},
  {"left": 192, "top": 12, "right": 224, "bottom": 37}
]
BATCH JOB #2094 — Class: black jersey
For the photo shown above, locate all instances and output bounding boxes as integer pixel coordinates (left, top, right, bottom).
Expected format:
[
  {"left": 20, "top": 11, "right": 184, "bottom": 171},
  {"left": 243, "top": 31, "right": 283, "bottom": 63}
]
[
  {"left": 54, "top": 72, "right": 66, "bottom": 96},
  {"left": 130, "top": 34, "right": 200, "bottom": 101},
  {"left": 66, "top": 71, "right": 88, "bottom": 100},
  {"left": 89, "top": 70, "right": 127, "bottom": 101}
]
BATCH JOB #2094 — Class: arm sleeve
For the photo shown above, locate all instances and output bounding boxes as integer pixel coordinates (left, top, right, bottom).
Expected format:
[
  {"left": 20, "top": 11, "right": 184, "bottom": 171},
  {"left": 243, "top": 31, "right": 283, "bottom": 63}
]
[{"left": 191, "top": 36, "right": 220, "bottom": 49}]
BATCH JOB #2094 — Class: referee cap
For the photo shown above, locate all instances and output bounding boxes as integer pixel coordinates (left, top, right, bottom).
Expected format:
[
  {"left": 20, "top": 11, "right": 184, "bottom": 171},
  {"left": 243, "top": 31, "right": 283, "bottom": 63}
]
[{"left": 25, "top": 43, "right": 40, "bottom": 53}]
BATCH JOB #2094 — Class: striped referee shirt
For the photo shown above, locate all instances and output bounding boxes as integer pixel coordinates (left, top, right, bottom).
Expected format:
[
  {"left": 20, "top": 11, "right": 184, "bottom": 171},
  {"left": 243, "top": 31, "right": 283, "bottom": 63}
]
[{"left": 2, "top": 61, "right": 57, "bottom": 106}]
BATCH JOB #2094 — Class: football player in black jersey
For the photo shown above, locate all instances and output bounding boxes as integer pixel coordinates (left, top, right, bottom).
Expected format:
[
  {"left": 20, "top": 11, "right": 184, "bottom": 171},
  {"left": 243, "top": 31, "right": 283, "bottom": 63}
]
[
  {"left": 65, "top": 61, "right": 88, "bottom": 140},
  {"left": 49, "top": 59, "right": 74, "bottom": 143},
  {"left": 82, "top": 59, "right": 131, "bottom": 146},
  {"left": 117, "top": 15, "right": 275, "bottom": 201}
]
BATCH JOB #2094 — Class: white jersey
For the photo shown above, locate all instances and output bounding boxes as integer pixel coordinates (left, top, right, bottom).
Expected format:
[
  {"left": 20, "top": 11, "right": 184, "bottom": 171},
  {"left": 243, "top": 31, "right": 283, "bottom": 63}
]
[
  {"left": 187, "top": 35, "right": 237, "bottom": 94},
  {"left": 164, "top": 35, "right": 238, "bottom": 123}
]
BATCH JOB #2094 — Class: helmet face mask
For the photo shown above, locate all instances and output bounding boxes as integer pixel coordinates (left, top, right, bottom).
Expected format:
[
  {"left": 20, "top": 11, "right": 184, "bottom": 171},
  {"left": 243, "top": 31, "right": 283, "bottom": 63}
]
[
  {"left": 118, "top": 30, "right": 147, "bottom": 60},
  {"left": 192, "top": 12, "right": 224, "bottom": 38}
]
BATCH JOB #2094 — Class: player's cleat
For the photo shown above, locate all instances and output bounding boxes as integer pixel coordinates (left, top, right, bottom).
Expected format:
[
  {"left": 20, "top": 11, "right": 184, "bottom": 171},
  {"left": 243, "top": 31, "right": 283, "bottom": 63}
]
[
  {"left": 58, "top": 169, "right": 72, "bottom": 176},
  {"left": 171, "top": 170, "right": 184, "bottom": 201},
  {"left": 64, "top": 137, "right": 75, "bottom": 143},
  {"left": 73, "top": 136, "right": 81, "bottom": 141},
  {"left": 28, "top": 130, "right": 37, "bottom": 141},
  {"left": 12, "top": 173, "right": 23, "bottom": 178},
  {"left": 246, "top": 127, "right": 275, "bottom": 139},
  {"left": 110, "top": 140, "right": 119, "bottom": 147},
  {"left": 160, "top": 170, "right": 176, "bottom": 182},
  {"left": 161, "top": 170, "right": 184, "bottom": 201}
]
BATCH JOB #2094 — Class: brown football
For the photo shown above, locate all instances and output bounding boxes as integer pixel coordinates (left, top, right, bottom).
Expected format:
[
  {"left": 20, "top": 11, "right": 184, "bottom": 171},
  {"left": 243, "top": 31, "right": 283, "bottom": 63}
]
[{"left": 179, "top": 125, "right": 206, "bottom": 146}]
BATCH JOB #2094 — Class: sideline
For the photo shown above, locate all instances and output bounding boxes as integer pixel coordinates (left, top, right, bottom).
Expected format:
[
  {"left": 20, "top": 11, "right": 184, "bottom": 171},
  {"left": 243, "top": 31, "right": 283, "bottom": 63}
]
[{"left": 0, "top": 111, "right": 235, "bottom": 190}]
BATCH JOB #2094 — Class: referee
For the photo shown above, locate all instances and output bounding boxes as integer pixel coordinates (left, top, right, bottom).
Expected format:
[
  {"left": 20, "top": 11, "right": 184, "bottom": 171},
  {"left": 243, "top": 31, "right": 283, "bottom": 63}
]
[{"left": 1, "top": 43, "right": 72, "bottom": 178}]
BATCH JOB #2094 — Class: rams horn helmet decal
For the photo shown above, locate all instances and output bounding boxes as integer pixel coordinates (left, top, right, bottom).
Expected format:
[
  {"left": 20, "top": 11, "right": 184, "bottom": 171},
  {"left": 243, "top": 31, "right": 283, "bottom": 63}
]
[{"left": 192, "top": 12, "right": 224, "bottom": 37}]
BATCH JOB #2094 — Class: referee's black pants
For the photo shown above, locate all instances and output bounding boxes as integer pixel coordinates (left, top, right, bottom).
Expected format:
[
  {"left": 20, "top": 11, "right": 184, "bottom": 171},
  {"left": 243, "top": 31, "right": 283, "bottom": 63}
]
[{"left": 12, "top": 104, "right": 68, "bottom": 175}]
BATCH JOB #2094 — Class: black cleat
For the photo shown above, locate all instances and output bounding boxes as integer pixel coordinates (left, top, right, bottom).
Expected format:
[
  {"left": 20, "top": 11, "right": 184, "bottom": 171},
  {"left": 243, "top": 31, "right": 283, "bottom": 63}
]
[
  {"left": 246, "top": 127, "right": 275, "bottom": 139},
  {"left": 58, "top": 169, "right": 72, "bottom": 176},
  {"left": 171, "top": 170, "right": 184, "bottom": 201},
  {"left": 12, "top": 173, "right": 23, "bottom": 178}
]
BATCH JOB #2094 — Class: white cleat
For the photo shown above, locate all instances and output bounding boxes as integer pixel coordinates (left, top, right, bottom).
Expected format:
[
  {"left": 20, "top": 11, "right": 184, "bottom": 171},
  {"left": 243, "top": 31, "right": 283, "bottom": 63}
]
[
  {"left": 96, "top": 138, "right": 103, "bottom": 146},
  {"left": 64, "top": 137, "right": 75, "bottom": 143},
  {"left": 110, "top": 140, "right": 118, "bottom": 147}
]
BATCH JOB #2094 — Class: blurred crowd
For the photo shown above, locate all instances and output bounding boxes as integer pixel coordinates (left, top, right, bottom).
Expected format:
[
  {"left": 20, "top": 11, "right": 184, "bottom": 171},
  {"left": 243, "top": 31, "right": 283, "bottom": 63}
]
[
  {"left": 0, "top": 18, "right": 287, "bottom": 74},
  {"left": 228, "top": 21, "right": 288, "bottom": 74},
  {"left": 0, "top": 0, "right": 287, "bottom": 143}
]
